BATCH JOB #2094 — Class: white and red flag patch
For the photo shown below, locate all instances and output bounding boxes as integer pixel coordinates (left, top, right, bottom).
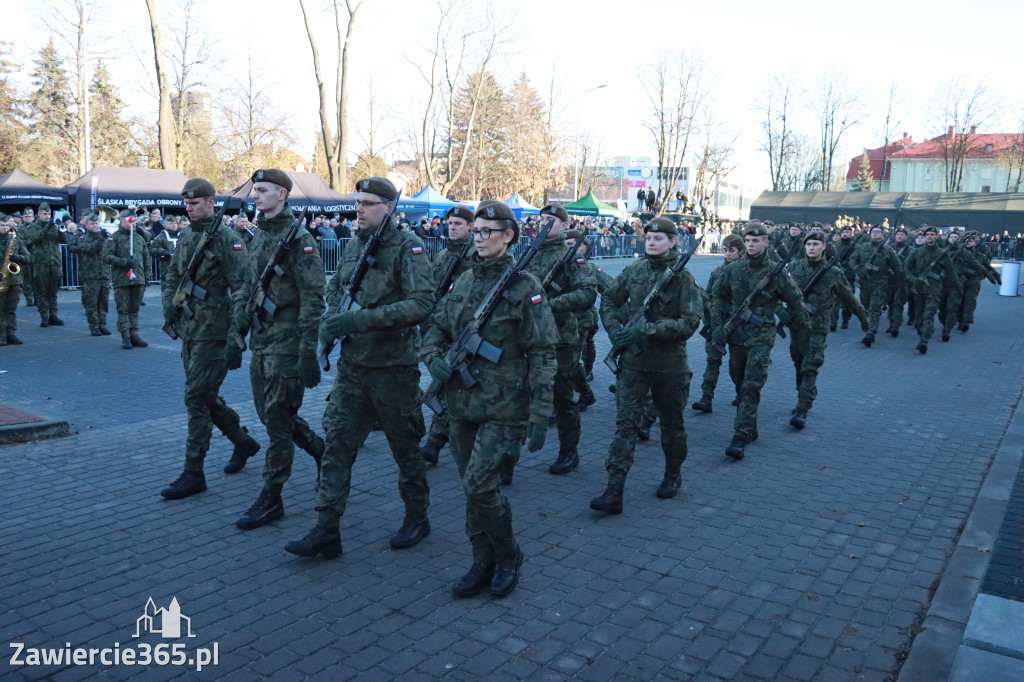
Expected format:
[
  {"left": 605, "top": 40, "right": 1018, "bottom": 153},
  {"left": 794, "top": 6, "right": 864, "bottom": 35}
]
[
  {"left": 530, "top": 293, "right": 543, "bottom": 305},
  {"left": 303, "top": 245, "right": 314, "bottom": 254},
  {"left": 233, "top": 243, "right": 243, "bottom": 250},
  {"left": 412, "top": 246, "right": 424, "bottom": 255}
]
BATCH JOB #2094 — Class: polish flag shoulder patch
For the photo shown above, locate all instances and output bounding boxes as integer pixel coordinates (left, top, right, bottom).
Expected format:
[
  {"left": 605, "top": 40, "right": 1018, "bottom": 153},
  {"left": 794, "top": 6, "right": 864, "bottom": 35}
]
[
  {"left": 530, "top": 293, "right": 543, "bottom": 305},
  {"left": 303, "top": 245, "right": 314, "bottom": 254},
  {"left": 233, "top": 243, "right": 243, "bottom": 250},
  {"left": 412, "top": 246, "right": 424, "bottom": 255},
  {"left": 576, "top": 257, "right": 585, "bottom": 264}
]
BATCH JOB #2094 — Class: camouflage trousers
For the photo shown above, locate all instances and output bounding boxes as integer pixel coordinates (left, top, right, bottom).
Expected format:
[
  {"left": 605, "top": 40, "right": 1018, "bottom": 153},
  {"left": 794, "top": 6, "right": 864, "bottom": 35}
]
[
  {"left": 20, "top": 263, "right": 33, "bottom": 301},
  {"left": 553, "top": 344, "right": 581, "bottom": 455},
  {"left": 858, "top": 276, "right": 888, "bottom": 334},
  {"left": 0, "top": 285, "right": 19, "bottom": 336},
  {"left": 958, "top": 280, "right": 982, "bottom": 325},
  {"left": 316, "top": 363, "right": 428, "bottom": 523},
  {"left": 181, "top": 339, "right": 246, "bottom": 470},
  {"left": 700, "top": 337, "right": 726, "bottom": 398},
  {"left": 81, "top": 278, "right": 110, "bottom": 330},
  {"left": 250, "top": 352, "right": 320, "bottom": 491},
  {"left": 606, "top": 367, "right": 690, "bottom": 486},
  {"left": 727, "top": 342, "right": 774, "bottom": 440},
  {"left": 912, "top": 283, "right": 942, "bottom": 341},
  {"left": 886, "top": 279, "right": 909, "bottom": 328},
  {"left": 830, "top": 273, "right": 856, "bottom": 327},
  {"left": 580, "top": 324, "right": 597, "bottom": 373},
  {"left": 33, "top": 265, "right": 61, "bottom": 319},
  {"left": 789, "top": 328, "right": 827, "bottom": 410},
  {"left": 113, "top": 285, "right": 144, "bottom": 335},
  {"left": 570, "top": 357, "right": 595, "bottom": 402},
  {"left": 426, "top": 397, "right": 450, "bottom": 446},
  {"left": 448, "top": 419, "right": 522, "bottom": 563},
  {"left": 937, "top": 282, "right": 964, "bottom": 333}
]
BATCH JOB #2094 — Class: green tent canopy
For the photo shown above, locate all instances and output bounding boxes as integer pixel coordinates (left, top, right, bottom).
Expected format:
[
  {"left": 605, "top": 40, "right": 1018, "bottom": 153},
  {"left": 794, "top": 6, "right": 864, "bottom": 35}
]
[{"left": 562, "top": 192, "right": 622, "bottom": 217}]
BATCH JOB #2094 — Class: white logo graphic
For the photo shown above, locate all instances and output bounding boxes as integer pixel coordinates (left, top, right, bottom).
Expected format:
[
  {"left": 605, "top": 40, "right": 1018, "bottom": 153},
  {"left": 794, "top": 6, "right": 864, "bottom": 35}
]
[{"left": 134, "top": 598, "right": 195, "bottom": 639}]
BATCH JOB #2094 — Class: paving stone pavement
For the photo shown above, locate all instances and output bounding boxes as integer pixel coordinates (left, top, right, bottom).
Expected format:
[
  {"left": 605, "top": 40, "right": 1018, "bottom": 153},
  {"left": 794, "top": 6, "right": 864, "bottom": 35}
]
[{"left": 1, "top": 256, "right": 1022, "bottom": 681}]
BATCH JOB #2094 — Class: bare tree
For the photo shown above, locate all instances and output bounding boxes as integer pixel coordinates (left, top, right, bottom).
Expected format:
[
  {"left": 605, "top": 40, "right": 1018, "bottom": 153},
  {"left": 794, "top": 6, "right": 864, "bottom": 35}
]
[
  {"left": 692, "top": 102, "right": 737, "bottom": 206},
  {"left": 929, "top": 77, "right": 999, "bottom": 192},
  {"left": 145, "top": 0, "right": 176, "bottom": 169},
  {"left": 1000, "top": 109, "right": 1024, "bottom": 192},
  {"left": 298, "top": 0, "right": 362, "bottom": 190},
  {"left": 640, "top": 48, "right": 708, "bottom": 215},
  {"left": 811, "top": 69, "right": 865, "bottom": 191},
  {"left": 877, "top": 80, "right": 904, "bottom": 192},
  {"left": 755, "top": 72, "right": 799, "bottom": 192}
]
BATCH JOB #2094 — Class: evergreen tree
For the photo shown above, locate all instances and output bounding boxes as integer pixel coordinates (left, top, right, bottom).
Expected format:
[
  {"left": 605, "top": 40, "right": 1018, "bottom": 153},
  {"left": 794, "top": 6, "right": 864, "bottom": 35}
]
[
  {"left": 24, "top": 38, "right": 79, "bottom": 185},
  {"left": 503, "top": 73, "right": 549, "bottom": 204},
  {"left": 0, "top": 41, "right": 26, "bottom": 174},
  {"left": 855, "top": 151, "right": 875, "bottom": 191},
  {"left": 89, "top": 60, "right": 141, "bottom": 168}
]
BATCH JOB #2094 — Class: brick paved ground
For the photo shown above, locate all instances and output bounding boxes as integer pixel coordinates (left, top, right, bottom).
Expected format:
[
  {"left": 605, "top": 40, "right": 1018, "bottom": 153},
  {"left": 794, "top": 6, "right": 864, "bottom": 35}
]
[{"left": 1, "top": 255, "right": 1022, "bottom": 681}]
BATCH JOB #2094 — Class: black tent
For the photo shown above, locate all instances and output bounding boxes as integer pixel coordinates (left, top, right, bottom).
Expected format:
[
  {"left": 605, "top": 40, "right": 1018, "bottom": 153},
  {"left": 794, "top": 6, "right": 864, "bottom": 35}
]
[
  {"left": 62, "top": 166, "right": 189, "bottom": 218},
  {"left": 0, "top": 168, "right": 70, "bottom": 207},
  {"left": 224, "top": 172, "right": 356, "bottom": 215}
]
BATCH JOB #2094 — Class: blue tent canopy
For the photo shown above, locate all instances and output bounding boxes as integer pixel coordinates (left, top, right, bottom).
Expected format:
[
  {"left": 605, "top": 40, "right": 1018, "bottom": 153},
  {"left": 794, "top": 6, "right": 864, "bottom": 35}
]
[
  {"left": 412, "top": 186, "right": 460, "bottom": 217},
  {"left": 504, "top": 193, "right": 540, "bottom": 220}
]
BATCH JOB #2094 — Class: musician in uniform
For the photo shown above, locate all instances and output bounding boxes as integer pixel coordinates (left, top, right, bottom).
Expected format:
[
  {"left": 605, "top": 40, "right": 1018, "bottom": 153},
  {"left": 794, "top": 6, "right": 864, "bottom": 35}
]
[
  {"left": 151, "top": 215, "right": 182, "bottom": 281},
  {"left": 102, "top": 210, "right": 151, "bottom": 349},
  {"left": 22, "top": 202, "right": 68, "bottom": 326},
  {"left": 0, "top": 213, "right": 31, "bottom": 345},
  {"left": 67, "top": 212, "right": 112, "bottom": 336}
]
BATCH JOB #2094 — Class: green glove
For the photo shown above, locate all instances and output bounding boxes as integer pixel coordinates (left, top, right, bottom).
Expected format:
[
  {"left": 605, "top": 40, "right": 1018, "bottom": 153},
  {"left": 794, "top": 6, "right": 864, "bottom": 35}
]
[
  {"left": 526, "top": 413, "right": 547, "bottom": 452},
  {"left": 224, "top": 343, "right": 243, "bottom": 371},
  {"left": 318, "top": 311, "right": 359, "bottom": 347},
  {"left": 298, "top": 354, "right": 321, "bottom": 388},
  {"left": 232, "top": 305, "right": 249, "bottom": 332},
  {"left": 608, "top": 325, "right": 643, "bottom": 349},
  {"left": 162, "top": 299, "right": 178, "bottom": 322},
  {"left": 712, "top": 328, "right": 728, "bottom": 348},
  {"left": 428, "top": 357, "right": 453, "bottom": 383}
]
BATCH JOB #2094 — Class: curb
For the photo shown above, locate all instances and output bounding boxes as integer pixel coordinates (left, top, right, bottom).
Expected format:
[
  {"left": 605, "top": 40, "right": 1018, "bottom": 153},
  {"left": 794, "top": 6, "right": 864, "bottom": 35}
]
[{"left": 0, "top": 419, "right": 74, "bottom": 445}]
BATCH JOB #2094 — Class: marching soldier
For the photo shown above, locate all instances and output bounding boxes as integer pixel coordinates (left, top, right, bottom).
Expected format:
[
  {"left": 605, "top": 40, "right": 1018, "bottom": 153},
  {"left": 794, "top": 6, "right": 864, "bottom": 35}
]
[
  {"left": 285, "top": 176, "right": 433, "bottom": 558},
  {"left": 419, "top": 201, "right": 556, "bottom": 597},
  {"left": 420, "top": 204, "right": 476, "bottom": 466},
  {"left": 591, "top": 217, "right": 702, "bottom": 514},
  {"left": 564, "top": 230, "right": 597, "bottom": 412},
  {"left": 711, "top": 221, "right": 809, "bottom": 459},
  {"left": 235, "top": 169, "right": 326, "bottom": 530},
  {"left": 851, "top": 225, "right": 903, "bottom": 347},
  {"left": 102, "top": 210, "right": 151, "bottom": 349},
  {"left": 159, "top": 178, "right": 262, "bottom": 501},
  {"left": 22, "top": 202, "right": 68, "bottom": 326},
  {"left": 523, "top": 204, "right": 598, "bottom": 475},
  {"left": 937, "top": 231, "right": 970, "bottom": 342},
  {"left": 0, "top": 213, "right": 31, "bottom": 345},
  {"left": 885, "top": 226, "right": 913, "bottom": 336},
  {"left": 957, "top": 231, "right": 1000, "bottom": 332},
  {"left": 903, "top": 225, "right": 960, "bottom": 354},
  {"left": 692, "top": 233, "right": 744, "bottom": 413},
  {"left": 67, "top": 212, "right": 112, "bottom": 336},
  {"left": 828, "top": 224, "right": 857, "bottom": 331}
]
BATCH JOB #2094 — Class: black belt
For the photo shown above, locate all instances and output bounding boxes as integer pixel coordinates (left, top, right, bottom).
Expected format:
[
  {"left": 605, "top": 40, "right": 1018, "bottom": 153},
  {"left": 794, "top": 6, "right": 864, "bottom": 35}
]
[{"left": 270, "top": 307, "right": 299, "bottom": 322}]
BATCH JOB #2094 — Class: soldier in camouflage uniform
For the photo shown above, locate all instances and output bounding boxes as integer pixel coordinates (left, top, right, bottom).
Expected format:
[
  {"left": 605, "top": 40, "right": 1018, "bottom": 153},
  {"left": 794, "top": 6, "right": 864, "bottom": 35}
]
[
  {"left": 904, "top": 225, "right": 960, "bottom": 354},
  {"left": 591, "top": 217, "right": 702, "bottom": 514},
  {"left": 828, "top": 224, "right": 857, "bottom": 332},
  {"left": 150, "top": 217, "right": 182, "bottom": 282},
  {"left": 565, "top": 230, "right": 597, "bottom": 412},
  {"left": 885, "top": 227, "right": 913, "bottom": 336},
  {"left": 851, "top": 225, "right": 903, "bottom": 347},
  {"left": 779, "top": 224, "right": 805, "bottom": 262},
  {"left": 17, "top": 207, "right": 35, "bottom": 306},
  {"left": 523, "top": 204, "right": 598, "bottom": 475},
  {"left": 787, "top": 230, "right": 868, "bottom": 428},
  {"left": 235, "top": 169, "right": 326, "bottom": 530},
  {"left": 0, "top": 214, "right": 31, "bottom": 345},
  {"left": 234, "top": 211, "right": 255, "bottom": 247},
  {"left": 103, "top": 210, "right": 151, "bottom": 349},
  {"left": 957, "top": 231, "right": 1000, "bottom": 332},
  {"left": 420, "top": 202, "right": 557, "bottom": 598},
  {"left": 67, "top": 212, "right": 112, "bottom": 336},
  {"left": 420, "top": 205, "right": 476, "bottom": 466},
  {"left": 937, "top": 231, "right": 971, "bottom": 342},
  {"left": 711, "top": 221, "right": 809, "bottom": 459},
  {"left": 158, "top": 179, "right": 262, "bottom": 501},
  {"left": 22, "top": 202, "right": 68, "bottom": 326},
  {"left": 692, "top": 233, "right": 744, "bottom": 413},
  {"left": 285, "top": 176, "right": 433, "bottom": 559}
]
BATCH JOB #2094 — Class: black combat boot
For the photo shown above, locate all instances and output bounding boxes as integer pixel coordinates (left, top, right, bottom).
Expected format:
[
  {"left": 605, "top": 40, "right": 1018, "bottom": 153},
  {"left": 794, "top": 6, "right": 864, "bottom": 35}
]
[
  {"left": 790, "top": 409, "right": 808, "bottom": 429},
  {"left": 160, "top": 470, "right": 207, "bottom": 500},
  {"left": 959, "top": 324, "right": 970, "bottom": 333},
  {"left": 6, "top": 333, "right": 22, "bottom": 345},
  {"left": 25, "top": 296, "right": 34, "bottom": 306},
  {"left": 452, "top": 562, "right": 495, "bottom": 598},
  {"left": 861, "top": 332, "right": 875, "bottom": 348},
  {"left": 590, "top": 483, "right": 624, "bottom": 514},
  {"left": 890, "top": 327, "right": 899, "bottom": 338},
  {"left": 99, "top": 326, "right": 112, "bottom": 335},
  {"left": 656, "top": 471, "right": 683, "bottom": 499},
  {"left": 90, "top": 328, "right": 101, "bottom": 337},
  {"left": 420, "top": 438, "right": 444, "bottom": 465},
  {"left": 236, "top": 488, "right": 284, "bottom": 530},
  {"left": 390, "top": 515, "right": 431, "bottom": 549},
  {"left": 636, "top": 427, "right": 650, "bottom": 441},
  {"left": 130, "top": 334, "right": 148, "bottom": 347},
  {"left": 490, "top": 545, "right": 524, "bottom": 598},
  {"left": 548, "top": 450, "right": 579, "bottom": 475},
  {"left": 284, "top": 523, "right": 342, "bottom": 558},
  {"left": 725, "top": 436, "right": 746, "bottom": 460},
  {"left": 576, "top": 390, "right": 596, "bottom": 412},
  {"left": 941, "top": 331, "right": 951, "bottom": 342},
  {"left": 48, "top": 315, "right": 64, "bottom": 326},
  {"left": 692, "top": 392, "right": 713, "bottom": 413},
  {"left": 916, "top": 338, "right": 928, "bottom": 354},
  {"left": 224, "top": 427, "right": 261, "bottom": 474},
  {"left": 39, "top": 318, "right": 48, "bottom": 327},
  {"left": 840, "top": 317, "right": 849, "bottom": 330},
  {"left": 121, "top": 334, "right": 132, "bottom": 349}
]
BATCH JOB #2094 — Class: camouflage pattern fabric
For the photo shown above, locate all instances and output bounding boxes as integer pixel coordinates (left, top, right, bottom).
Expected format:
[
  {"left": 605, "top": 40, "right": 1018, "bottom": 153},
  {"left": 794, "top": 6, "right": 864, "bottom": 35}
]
[
  {"left": 250, "top": 352, "right": 320, "bottom": 489},
  {"left": 68, "top": 230, "right": 112, "bottom": 330},
  {"left": 181, "top": 339, "right": 246, "bottom": 470}
]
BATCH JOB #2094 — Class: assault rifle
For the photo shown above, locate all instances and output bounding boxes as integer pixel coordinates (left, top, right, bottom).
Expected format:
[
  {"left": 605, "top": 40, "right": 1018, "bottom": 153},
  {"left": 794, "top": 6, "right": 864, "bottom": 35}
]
[
  {"left": 234, "top": 207, "right": 308, "bottom": 350},
  {"left": 604, "top": 236, "right": 703, "bottom": 375},
  {"left": 431, "top": 233, "right": 473, "bottom": 311},
  {"left": 713, "top": 257, "right": 790, "bottom": 355},
  {"left": 421, "top": 221, "right": 554, "bottom": 414},
  {"left": 163, "top": 197, "right": 234, "bottom": 340},
  {"left": 317, "top": 190, "right": 402, "bottom": 372},
  {"left": 801, "top": 243, "right": 856, "bottom": 314},
  {"left": 541, "top": 228, "right": 587, "bottom": 293}
]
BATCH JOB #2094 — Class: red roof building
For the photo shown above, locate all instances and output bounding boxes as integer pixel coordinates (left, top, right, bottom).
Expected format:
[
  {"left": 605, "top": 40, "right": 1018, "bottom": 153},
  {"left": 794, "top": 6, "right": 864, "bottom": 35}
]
[
  {"left": 886, "top": 128, "right": 1024, "bottom": 193},
  {"left": 845, "top": 133, "right": 915, "bottom": 191}
]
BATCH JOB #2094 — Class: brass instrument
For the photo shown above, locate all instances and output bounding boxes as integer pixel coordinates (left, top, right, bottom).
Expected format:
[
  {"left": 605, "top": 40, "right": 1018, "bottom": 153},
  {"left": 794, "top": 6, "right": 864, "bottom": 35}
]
[{"left": 0, "top": 225, "right": 21, "bottom": 294}]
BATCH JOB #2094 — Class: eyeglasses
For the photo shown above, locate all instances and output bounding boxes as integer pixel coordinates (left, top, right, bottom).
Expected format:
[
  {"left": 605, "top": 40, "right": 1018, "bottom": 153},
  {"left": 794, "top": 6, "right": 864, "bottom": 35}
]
[
  {"left": 354, "top": 200, "right": 385, "bottom": 208},
  {"left": 471, "top": 227, "right": 506, "bottom": 239}
]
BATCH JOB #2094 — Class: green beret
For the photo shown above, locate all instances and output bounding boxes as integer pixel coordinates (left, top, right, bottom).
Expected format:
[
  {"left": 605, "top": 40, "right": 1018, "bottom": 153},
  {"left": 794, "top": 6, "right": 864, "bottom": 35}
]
[
  {"left": 721, "top": 234, "right": 744, "bottom": 249},
  {"left": 540, "top": 204, "right": 569, "bottom": 223},
  {"left": 12, "top": 211, "right": 21, "bottom": 218},
  {"left": 181, "top": 178, "right": 216, "bottom": 199},
  {"left": 565, "top": 229, "right": 583, "bottom": 240},
  {"left": 251, "top": 168, "right": 293, "bottom": 191},
  {"left": 804, "top": 230, "right": 827, "bottom": 244},
  {"left": 644, "top": 217, "right": 677, "bottom": 236},
  {"left": 38, "top": 202, "right": 51, "bottom": 211},
  {"left": 474, "top": 202, "right": 515, "bottom": 222},
  {"left": 354, "top": 176, "right": 397, "bottom": 201},
  {"left": 921, "top": 225, "right": 938, "bottom": 235},
  {"left": 118, "top": 209, "right": 133, "bottom": 219},
  {"left": 742, "top": 220, "right": 768, "bottom": 237},
  {"left": 446, "top": 205, "right": 474, "bottom": 222},
  {"left": 894, "top": 226, "right": 908, "bottom": 235}
]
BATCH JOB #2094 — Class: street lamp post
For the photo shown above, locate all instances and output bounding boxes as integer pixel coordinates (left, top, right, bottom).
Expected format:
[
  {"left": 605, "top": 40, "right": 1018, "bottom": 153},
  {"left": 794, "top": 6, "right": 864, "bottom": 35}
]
[{"left": 574, "top": 84, "right": 607, "bottom": 201}]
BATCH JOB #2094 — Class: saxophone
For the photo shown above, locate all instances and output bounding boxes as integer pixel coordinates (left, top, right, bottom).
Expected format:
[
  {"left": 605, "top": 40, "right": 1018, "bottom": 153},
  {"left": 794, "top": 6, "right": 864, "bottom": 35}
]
[{"left": 0, "top": 226, "right": 21, "bottom": 295}]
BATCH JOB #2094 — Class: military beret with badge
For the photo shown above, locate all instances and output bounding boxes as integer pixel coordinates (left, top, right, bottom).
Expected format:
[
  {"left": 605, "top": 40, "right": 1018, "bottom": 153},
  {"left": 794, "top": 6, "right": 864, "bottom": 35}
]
[
  {"left": 354, "top": 176, "right": 397, "bottom": 201},
  {"left": 540, "top": 204, "right": 569, "bottom": 223},
  {"left": 181, "top": 178, "right": 216, "bottom": 199},
  {"left": 251, "top": 168, "right": 293, "bottom": 191}
]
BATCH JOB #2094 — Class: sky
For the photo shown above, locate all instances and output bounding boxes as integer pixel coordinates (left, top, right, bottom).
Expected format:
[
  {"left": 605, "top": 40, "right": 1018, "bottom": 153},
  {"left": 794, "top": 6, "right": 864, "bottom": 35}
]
[{"left": 6, "top": 0, "right": 1024, "bottom": 192}]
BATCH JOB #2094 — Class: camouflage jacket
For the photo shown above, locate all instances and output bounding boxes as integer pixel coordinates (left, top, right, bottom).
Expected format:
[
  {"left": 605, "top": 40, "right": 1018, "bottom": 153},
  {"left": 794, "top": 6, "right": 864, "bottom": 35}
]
[
  {"left": 851, "top": 239, "right": 903, "bottom": 282},
  {"left": 325, "top": 223, "right": 434, "bottom": 368},
  {"left": 151, "top": 229, "right": 182, "bottom": 272},
  {"left": 573, "top": 260, "right": 602, "bottom": 332},
  {"left": 780, "top": 233, "right": 805, "bottom": 261},
  {"left": 600, "top": 248, "right": 702, "bottom": 373},
  {"left": 22, "top": 218, "right": 68, "bottom": 267},
  {"left": 67, "top": 229, "right": 111, "bottom": 281},
  {"left": 239, "top": 205, "right": 325, "bottom": 356},
  {"left": 422, "top": 253, "right": 557, "bottom": 422},
  {"left": 963, "top": 247, "right": 999, "bottom": 282},
  {"left": 162, "top": 216, "right": 251, "bottom": 342},
  {"left": 789, "top": 256, "right": 867, "bottom": 333},
  {"left": 711, "top": 251, "right": 808, "bottom": 346},
  {"left": 943, "top": 246, "right": 980, "bottom": 286},
  {"left": 522, "top": 235, "right": 598, "bottom": 347},
  {"left": 0, "top": 231, "right": 31, "bottom": 286},
  {"left": 102, "top": 228, "right": 151, "bottom": 288},
  {"left": 233, "top": 225, "right": 254, "bottom": 247},
  {"left": 904, "top": 242, "right": 960, "bottom": 293},
  {"left": 430, "top": 236, "right": 476, "bottom": 305},
  {"left": 834, "top": 237, "right": 857, "bottom": 279}
]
